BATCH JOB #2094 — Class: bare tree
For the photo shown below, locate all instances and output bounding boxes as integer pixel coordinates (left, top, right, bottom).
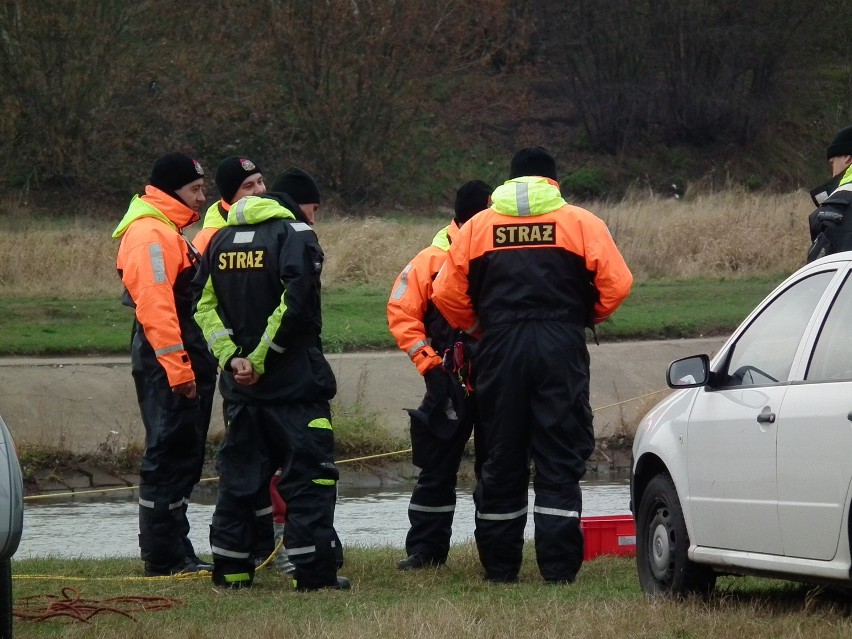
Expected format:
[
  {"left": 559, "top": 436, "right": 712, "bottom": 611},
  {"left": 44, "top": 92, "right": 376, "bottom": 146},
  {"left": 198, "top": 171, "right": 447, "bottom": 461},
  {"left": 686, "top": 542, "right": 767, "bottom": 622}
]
[
  {"left": 262, "top": 0, "right": 522, "bottom": 204},
  {"left": 0, "top": 1, "right": 148, "bottom": 190}
]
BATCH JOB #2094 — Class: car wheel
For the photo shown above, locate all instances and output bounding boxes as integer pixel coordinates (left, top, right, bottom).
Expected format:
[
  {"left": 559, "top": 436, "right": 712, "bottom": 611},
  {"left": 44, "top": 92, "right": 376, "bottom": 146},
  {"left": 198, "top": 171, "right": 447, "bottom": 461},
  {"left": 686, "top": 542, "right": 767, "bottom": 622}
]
[
  {"left": 636, "top": 473, "right": 715, "bottom": 597},
  {"left": 0, "top": 558, "right": 11, "bottom": 638}
]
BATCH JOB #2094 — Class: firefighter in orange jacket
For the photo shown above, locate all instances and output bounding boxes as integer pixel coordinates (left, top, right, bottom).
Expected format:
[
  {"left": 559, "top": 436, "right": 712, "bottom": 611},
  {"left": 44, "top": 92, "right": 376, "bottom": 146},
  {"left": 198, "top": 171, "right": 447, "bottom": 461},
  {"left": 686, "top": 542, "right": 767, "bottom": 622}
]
[
  {"left": 387, "top": 180, "right": 492, "bottom": 570},
  {"left": 193, "top": 155, "right": 266, "bottom": 254},
  {"left": 432, "top": 147, "right": 633, "bottom": 584},
  {"left": 112, "top": 152, "right": 218, "bottom": 577}
]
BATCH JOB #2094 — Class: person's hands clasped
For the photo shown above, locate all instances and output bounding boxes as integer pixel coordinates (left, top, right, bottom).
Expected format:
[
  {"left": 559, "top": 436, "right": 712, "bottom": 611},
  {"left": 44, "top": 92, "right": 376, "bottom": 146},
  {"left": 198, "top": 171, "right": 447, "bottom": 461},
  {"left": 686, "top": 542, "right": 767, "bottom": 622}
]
[{"left": 231, "top": 357, "right": 260, "bottom": 385}]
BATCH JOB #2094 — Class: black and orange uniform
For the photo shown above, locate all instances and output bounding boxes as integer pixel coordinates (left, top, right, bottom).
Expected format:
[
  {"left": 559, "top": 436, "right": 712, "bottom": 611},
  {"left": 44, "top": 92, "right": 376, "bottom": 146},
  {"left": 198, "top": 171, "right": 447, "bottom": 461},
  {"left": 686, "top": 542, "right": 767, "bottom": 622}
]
[
  {"left": 432, "top": 176, "right": 633, "bottom": 582},
  {"left": 194, "top": 193, "right": 343, "bottom": 589},
  {"left": 387, "top": 222, "right": 478, "bottom": 566},
  {"left": 113, "top": 186, "right": 217, "bottom": 575}
]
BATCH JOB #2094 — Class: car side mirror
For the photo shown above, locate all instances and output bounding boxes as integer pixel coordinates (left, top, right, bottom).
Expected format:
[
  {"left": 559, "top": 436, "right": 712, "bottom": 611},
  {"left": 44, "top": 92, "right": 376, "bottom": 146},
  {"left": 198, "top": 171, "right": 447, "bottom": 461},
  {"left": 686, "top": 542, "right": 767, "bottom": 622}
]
[{"left": 666, "top": 354, "right": 711, "bottom": 388}]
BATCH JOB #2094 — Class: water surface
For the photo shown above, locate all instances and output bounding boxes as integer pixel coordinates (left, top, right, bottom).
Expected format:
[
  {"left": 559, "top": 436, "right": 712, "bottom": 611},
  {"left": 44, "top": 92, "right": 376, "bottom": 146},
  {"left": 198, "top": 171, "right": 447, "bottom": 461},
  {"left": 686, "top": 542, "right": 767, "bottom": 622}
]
[{"left": 18, "top": 480, "right": 630, "bottom": 559}]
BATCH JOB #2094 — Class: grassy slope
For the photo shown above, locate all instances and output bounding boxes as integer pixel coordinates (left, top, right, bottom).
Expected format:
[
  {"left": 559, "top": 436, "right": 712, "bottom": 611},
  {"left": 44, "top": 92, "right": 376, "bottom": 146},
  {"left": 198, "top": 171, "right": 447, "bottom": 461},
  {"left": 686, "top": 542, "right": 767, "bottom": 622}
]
[{"left": 0, "top": 278, "right": 778, "bottom": 356}]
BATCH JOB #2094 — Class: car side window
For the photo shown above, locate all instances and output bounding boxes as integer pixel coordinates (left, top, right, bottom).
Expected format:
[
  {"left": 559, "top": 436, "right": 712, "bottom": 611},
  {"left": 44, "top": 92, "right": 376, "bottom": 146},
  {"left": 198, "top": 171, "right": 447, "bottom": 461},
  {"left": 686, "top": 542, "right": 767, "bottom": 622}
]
[
  {"left": 722, "top": 272, "right": 835, "bottom": 387},
  {"left": 808, "top": 272, "right": 852, "bottom": 381}
]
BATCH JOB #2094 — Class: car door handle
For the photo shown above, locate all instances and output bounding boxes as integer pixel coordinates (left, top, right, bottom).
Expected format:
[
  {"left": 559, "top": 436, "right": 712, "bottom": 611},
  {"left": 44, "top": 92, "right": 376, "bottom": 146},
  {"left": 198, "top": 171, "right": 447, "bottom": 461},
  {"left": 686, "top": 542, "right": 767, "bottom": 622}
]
[{"left": 757, "top": 408, "right": 776, "bottom": 424}]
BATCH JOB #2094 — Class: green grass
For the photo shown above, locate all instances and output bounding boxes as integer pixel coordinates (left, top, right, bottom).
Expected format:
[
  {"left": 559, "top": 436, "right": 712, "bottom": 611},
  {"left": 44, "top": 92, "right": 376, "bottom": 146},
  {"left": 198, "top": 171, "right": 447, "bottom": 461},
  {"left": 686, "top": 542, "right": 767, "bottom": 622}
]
[
  {"left": 598, "top": 277, "right": 780, "bottom": 340},
  {"left": 0, "top": 277, "right": 781, "bottom": 356},
  {"left": 11, "top": 549, "right": 852, "bottom": 638}
]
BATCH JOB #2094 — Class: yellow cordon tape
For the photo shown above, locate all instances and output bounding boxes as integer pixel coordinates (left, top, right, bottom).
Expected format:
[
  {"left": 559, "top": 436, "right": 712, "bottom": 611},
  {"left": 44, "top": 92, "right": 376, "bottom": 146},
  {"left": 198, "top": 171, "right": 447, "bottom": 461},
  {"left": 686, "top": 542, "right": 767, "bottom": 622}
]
[{"left": 14, "top": 388, "right": 669, "bottom": 582}]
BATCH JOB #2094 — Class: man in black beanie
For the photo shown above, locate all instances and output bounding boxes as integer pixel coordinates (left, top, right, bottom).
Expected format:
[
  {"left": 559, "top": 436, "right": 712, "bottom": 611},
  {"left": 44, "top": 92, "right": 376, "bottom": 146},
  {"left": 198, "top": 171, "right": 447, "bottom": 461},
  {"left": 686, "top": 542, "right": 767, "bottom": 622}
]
[
  {"left": 432, "top": 147, "right": 632, "bottom": 585},
  {"left": 112, "top": 152, "right": 217, "bottom": 577},
  {"left": 194, "top": 156, "right": 266, "bottom": 254},
  {"left": 509, "top": 146, "right": 558, "bottom": 181},
  {"left": 387, "top": 179, "right": 492, "bottom": 571},
  {"left": 271, "top": 167, "right": 322, "bottom": 225},
  {"left": 807, "top": 126, "right": 852, "bottom": 262},
  {"left": 148, "top": 151, "right": 207, "bottom": 211}
]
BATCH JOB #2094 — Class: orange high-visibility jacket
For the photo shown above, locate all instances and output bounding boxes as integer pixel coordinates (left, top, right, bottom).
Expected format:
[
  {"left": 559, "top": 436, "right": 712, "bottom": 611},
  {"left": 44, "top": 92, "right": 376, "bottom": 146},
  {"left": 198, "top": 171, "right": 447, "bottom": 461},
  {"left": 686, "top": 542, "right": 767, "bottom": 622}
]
[
  {"left": 432, "top": 177, "right": 632, "bottom": 336},
  {"left": 113, "top": 186, "right": 202, "bottom": 387},
  {"left": 387, "top": 222, "right": 462, "bottom": 375}
]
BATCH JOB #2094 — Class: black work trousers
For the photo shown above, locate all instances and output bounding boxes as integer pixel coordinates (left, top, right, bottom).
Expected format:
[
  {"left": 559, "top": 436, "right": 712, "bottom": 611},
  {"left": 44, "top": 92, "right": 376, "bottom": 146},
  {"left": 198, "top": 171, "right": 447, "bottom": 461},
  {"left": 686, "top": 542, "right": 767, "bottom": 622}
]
[
  {"left": 210, "top": 401, "right": 341, "bottom": 587},
  {"left": 472, "top": 321, "right": 594, "bottom": 582},
  {"left": 406, "top": 395, "right": 478, "bottom": 562},
  {"left": 132, "top": 335, "right": 215, "bottom": 573}
]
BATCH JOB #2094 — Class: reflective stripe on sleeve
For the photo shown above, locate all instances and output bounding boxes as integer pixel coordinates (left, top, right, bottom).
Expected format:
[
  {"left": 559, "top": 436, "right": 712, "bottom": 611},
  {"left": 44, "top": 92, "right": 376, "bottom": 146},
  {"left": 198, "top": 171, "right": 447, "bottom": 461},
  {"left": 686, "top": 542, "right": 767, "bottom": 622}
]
[
  {"left": 308, "top": 418, "right": 332, "bottom": 430},
  {"left": 533, "top": 506, "right": 579, "bottom": 518},
  {"left": 255, "top": 506, "right": 273, "bottom": 517},
  {"left": 232, "top": 198, "right": 249, "bottom": 224},
  {"left": 155, "top": 343, "right": 184, "bottom": 357},
  {"left": 148, "top": 243, "right": 167, "bottom": 283},
  {"left": 476, "top": 506, "right": 528, "bottom": 521},
  {"left": 211, "top": 545, "right": 251, "bottom": 559},
  {"left": 409, "top": 503, "right": 456, "bottom": 513},
  {"left": 312, "top": 478, "right": 336, "bottom": 486},
  {"left": 286, "top": 545, "right": 317, "bottom": 557},
  {"left": 465, "top": 320, "right": 479, "bottom": 335},
  {"left": 262, "top": 331, "right": 285, "bottom": 353},
  {"left": 391, "top": 264, "right": 412, "bottom": 300},
  {"left": 407, "top": 340, "right": 428, "bottom": 358},
  {"left": 207, "top": 328, "right": 233, "bottom": 348}
]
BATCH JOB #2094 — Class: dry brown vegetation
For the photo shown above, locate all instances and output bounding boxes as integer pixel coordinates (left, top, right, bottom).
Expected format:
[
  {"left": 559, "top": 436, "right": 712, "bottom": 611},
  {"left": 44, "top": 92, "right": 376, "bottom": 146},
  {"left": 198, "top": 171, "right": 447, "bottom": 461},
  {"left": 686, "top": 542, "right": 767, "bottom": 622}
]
[{"left": 0, "top": 189, "right": 811, "bottom": 299}]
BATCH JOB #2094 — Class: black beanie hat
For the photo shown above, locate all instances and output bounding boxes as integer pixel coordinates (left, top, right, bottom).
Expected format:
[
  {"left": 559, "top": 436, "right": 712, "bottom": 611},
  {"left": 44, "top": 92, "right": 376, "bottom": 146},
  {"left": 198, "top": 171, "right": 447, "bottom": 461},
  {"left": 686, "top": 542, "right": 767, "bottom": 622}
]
[
  {"left": 454, "top": 180, "right": 493, "bottom": 225},
  {"left": 149, "top": 152, "right": 205, "bottom": 195},
  {"left": 509, "top": 146, "right": 558, "bottom": 181},
  {"left": 270, "top": 167, "right": 321, "bottom": 204},
  {"left": 827, "top": 126, "right": 852, "bottom": 160},
  {"left": 215, "top": 156, "right": 263, "bottom": 204}
]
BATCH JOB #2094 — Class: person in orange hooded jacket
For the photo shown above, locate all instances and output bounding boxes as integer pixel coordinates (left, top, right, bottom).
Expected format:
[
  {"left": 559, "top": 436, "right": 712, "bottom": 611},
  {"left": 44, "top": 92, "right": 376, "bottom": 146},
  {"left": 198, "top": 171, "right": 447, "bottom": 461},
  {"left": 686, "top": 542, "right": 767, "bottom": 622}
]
[
  {"left": 112, "top": 152, "right": 218, "bottom": 577},
  {"left": 387, "top": 180, "right": 492, "bottom": 570},
  {"left": 432, "top": 147, "right": 633, "bottom": 584}
]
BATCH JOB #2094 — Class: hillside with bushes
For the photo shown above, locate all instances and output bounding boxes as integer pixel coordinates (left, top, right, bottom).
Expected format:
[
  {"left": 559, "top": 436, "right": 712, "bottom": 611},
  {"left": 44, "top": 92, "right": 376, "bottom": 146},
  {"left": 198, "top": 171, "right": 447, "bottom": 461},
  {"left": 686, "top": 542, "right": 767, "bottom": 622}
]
[{"left": 0, "top": 0, "right": 849, "bottom": 213}]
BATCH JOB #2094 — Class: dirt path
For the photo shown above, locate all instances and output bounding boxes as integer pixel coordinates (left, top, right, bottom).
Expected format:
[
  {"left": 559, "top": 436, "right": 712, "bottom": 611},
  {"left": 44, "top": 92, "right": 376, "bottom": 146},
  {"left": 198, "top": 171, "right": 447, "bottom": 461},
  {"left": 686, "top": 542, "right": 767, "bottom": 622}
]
[{"left": 0, "top": 338, "right": 727, "bottom": 455}]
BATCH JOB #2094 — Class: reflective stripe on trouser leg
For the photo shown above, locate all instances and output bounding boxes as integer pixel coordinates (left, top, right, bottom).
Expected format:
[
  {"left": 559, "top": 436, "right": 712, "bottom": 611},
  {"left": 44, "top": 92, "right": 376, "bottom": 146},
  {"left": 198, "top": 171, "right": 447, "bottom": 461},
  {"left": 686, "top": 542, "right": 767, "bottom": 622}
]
[
  {"left": 533, "top": 482, "right": 584, "bottom": 581},
  {"left": 405, "top": 411, "right": 473, "bottom": 561},
  {"left": 138, "top": 488, "right": 190, "bottom": 569},
  {"left": 131, "top": 334, "right": 213, "bottom": 570},
  {"left": 274, "top": 402, "right": 342, "bottom": 587},
  {"left": 474, "top": 499, "right": 528, "bottom": 579},
  {"left": 211, "top": 402, "right": 278, "bottom": 575},
  {"left": 252, "top": 498, "right": 275, "bottom": 559}
]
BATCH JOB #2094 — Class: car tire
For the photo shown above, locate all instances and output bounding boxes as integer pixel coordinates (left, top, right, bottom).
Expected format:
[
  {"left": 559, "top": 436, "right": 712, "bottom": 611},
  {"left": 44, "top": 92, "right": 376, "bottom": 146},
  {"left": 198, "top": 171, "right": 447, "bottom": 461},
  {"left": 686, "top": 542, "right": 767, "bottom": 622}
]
[
  {"left": 0, "top": 558, "right": 11, "bottom": 638},
  {"left": 636, "top": 473, "right": 716, "bottom": 597}
]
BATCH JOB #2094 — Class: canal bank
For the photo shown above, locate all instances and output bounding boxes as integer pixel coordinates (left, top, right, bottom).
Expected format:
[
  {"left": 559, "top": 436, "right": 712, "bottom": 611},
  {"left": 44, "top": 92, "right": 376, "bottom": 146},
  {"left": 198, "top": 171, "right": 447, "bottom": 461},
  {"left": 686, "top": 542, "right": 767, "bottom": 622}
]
[{"left": 2, "top": 337, "right": 727, "bottom": 496}]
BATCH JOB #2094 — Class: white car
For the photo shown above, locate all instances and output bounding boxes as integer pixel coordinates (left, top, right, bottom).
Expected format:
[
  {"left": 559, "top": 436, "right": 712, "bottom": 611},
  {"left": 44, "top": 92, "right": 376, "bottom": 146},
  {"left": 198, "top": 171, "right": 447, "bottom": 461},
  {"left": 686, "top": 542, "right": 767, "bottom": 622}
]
[
  {"left": 0, "top": 415, "right": 23, "bottom": 637},
  {"left": 631, "top": 251, "right": 852, "bottom": 596}
]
